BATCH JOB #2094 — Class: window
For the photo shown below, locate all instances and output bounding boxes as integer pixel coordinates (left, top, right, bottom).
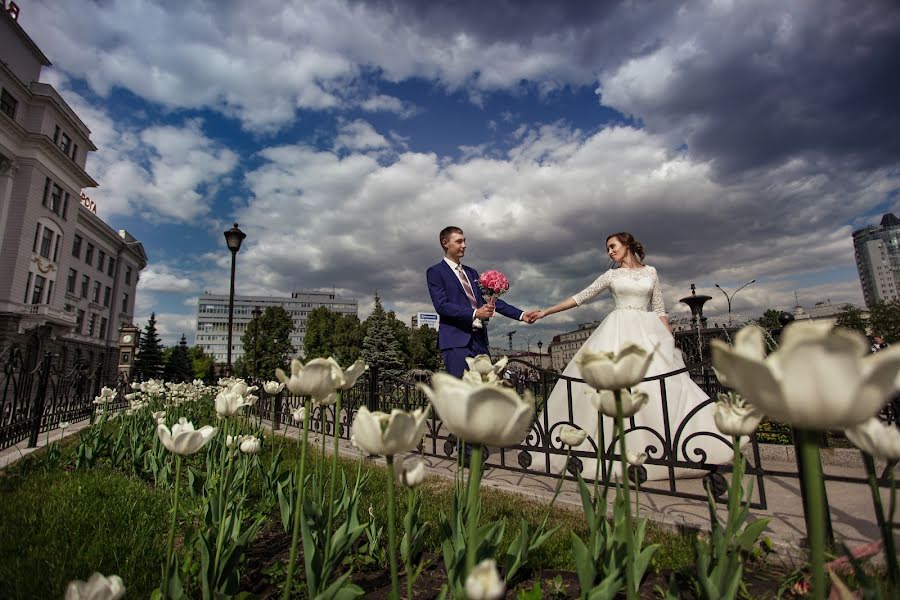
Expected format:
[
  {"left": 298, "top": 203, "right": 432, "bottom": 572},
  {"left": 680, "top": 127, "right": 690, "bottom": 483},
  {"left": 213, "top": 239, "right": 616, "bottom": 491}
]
[
  {"left": 31, "top": 274, "right": 46, "bottom": 304},
  {"left": 53, "top": 233, "right": 60, "bottom": 262},
  {"left": 103, "top": 286, "right": 111, "bottom": 307},
  {"left": 71, "top": 144, "right": 78, "bottom": 162},
  {"left": 0, "top": 88, "right": 16, "bottom": 118},
  {"left": 39, "top": 227, "right": 53, "bottom": 259},
  {"left": 88, "top": 313, "right": 97, "bottom": 336},
  {"left": 47, "top": 280, "right": 54, "bottom": 304},
  {"left": 23, "top": 272, "right": 31, "bottom": 303},
  {"left": 97, "top": 250, "right": 105, "bottom": 272},
  {"left": 85, "top": 243, "right": 94, "bottom": 266},
  {"left": 76, "top": 310, "right": 85, "bottom": 334},
  {"left": 125, "top": 266, "right": 132, "bottom": 285},
  {"left": 67, "top": 269, "right": 77, "bottom": 293},
  {"left": 92, "top": 281, "right": 101, "bottom": 303},
  {"left": 99, "top": 317, "right": 108, "bottom": 339},
  {"left": 72, "top": 235, "right": 82, "bottom": 258},
  {"left": 59, "top": 133, "right": 71, "bottom": 155},
  {"left": 81, "top": 274, "right": 89, "bottom": 298},
  {"left": 122, "top": 292, "right": 129, "bottom": 312},
  {"left": 107, "top": 258, "right": 115, "bottom": 277}
]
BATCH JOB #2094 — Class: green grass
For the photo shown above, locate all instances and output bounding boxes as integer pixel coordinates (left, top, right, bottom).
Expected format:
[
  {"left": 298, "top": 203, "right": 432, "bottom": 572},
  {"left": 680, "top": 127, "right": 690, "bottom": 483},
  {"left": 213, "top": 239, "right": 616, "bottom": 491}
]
[
  {"left": 0, "top": 466, "right": 171, "bottom": 599},
  {"left": 0, "top": 428, "right": 706, "bottom": 599}
]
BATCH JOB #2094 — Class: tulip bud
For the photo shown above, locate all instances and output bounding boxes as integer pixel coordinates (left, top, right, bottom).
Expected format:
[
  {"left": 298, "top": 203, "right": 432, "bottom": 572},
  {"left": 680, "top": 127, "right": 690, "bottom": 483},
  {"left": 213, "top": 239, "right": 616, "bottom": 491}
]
[
  {"left": 65, "top": 572, "right": 125, "bottom": 600},
  {"left": 464, "top": 558, "right": 505, "bottom": 599},
  {"left": 558, "top": 426, "right": 587, "bottom": 447}
]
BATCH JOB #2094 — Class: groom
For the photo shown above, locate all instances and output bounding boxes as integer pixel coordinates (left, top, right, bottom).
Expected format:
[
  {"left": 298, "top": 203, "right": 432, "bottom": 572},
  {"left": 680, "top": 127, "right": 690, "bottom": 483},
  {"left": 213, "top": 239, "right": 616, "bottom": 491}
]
[{"left": 426, "top": 226, "right": 533, "bottom": 377}]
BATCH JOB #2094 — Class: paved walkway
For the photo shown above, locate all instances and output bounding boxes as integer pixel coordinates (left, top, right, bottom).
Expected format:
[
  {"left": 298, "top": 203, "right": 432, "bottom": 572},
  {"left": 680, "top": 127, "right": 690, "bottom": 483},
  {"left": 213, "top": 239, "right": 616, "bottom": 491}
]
[{"left": 3, "top": 419, "right": 896, "bottom": 566}]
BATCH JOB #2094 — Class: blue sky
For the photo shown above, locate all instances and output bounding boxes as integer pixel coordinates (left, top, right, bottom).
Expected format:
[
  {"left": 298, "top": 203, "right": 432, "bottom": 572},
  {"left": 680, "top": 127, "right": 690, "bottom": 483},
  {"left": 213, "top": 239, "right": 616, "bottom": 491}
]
[{"left": 17, "top": 0, "right": 900, "bottom": 346}]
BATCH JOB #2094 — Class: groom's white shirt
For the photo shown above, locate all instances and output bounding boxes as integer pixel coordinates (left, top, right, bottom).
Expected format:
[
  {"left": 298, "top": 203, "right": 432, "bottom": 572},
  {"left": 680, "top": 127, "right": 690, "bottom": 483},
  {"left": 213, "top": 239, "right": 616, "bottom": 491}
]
[{"left": 443, "top": 257, "right": 478, "bottom": 323}]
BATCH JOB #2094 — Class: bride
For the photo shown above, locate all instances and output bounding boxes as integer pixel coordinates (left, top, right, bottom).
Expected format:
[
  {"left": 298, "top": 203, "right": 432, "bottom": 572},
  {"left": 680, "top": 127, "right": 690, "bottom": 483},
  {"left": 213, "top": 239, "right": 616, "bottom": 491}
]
[{"left": 531, "top": 232, "right": 732, "bottom": 481}]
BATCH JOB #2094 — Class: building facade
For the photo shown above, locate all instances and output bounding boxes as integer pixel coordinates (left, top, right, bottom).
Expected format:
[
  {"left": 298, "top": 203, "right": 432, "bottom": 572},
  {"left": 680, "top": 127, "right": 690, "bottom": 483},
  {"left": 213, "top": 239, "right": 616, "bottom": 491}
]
[
  {"left": 546, "top": 321, "right": 602, "bottom": 371},
  {"left": 411, "top": 311, "right": 439, "bottom": 330},
  {"left": 0, "top": 10, "right": 146, "bottom": 376},
  {"left": 195, "top": 290, "right": 358, "bottom": 364},
  {"left": 853, "top": 213, "right": 900, "bottom": 309}
]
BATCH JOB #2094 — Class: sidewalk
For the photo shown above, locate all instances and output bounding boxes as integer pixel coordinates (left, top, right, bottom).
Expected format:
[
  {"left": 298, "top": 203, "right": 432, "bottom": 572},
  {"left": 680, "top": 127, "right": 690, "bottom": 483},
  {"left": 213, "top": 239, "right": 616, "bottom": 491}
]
[{"left": 4, "top": 419, "right": 896, "bottom": 566}]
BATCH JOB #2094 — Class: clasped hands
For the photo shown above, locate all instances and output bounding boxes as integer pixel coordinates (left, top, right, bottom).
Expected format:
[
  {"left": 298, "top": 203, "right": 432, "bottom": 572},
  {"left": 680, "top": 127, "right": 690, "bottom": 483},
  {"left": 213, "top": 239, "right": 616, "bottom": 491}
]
[{"left": 522, "top": 309, "right": 546, "bottom": 324}]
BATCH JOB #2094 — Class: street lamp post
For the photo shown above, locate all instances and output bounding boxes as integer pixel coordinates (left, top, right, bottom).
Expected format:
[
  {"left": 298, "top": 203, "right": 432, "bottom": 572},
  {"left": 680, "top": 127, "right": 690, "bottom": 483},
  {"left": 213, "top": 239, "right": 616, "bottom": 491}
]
[
  {"left": 519, "top": 333, "right": 537, "bottom": 353},
  {"left": 251, "top": 305, "right": 262, "bottom": 379},
  {"left": 714, "top": 279, "right": 756, "bottom": 326},
  {"left": 224, "top": 223, "right": 246, "bottom": 377},
  {"left": 537, "top": 340, "right": 543, "bottom": 368}
]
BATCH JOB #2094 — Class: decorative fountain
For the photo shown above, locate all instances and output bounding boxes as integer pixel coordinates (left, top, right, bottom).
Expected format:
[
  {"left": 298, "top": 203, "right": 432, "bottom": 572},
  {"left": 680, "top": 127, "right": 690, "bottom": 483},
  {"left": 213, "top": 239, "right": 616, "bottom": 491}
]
[{"left": 679, "top": 284, "right": 713, "bottom": 364}]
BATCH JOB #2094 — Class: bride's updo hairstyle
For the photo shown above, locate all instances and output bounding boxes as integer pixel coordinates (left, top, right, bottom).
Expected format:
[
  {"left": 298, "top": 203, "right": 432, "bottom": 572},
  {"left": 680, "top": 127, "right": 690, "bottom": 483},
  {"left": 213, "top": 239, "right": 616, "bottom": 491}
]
[{"left": 607, "top": 232, "right": 645, "bottom": 261}]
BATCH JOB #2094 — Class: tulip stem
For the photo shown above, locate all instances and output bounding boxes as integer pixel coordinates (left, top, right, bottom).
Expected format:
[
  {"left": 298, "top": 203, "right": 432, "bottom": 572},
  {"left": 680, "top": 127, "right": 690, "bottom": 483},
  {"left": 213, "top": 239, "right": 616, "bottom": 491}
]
[
  {"left": 465, "top": 443, "right": 484, "bottom": 575},
  {"left": 862, "top": 453, "right": 899, "bottom": 587},
  {"left": 406, "top": 486, "right": 415, "bottom": 600},
  {"left": 540, "top": 448, "right": 571, "bottom": 535},
  {"left": 386, "top": 455, "right": 400, "bottom": 600},
  {"left": 798, "top": 429, "right": 826, "bottom": 600},
  {"left": 282, "top": 400, "right": 311, "bottom": 600},
  {"left": 325, "top": 392, "right": 342, "bottom": 559},
  {"left": 161, "top": 455, "right": 182, "bottom": 598},
  {"left": 615, "top": 390, "right": 636, "bottom": 600}
]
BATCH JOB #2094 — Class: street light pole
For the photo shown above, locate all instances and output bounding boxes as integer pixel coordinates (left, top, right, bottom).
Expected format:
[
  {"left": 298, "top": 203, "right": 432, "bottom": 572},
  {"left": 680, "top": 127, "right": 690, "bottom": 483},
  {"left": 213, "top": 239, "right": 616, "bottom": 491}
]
[
  {"left": 537, "top": 340, "right": 543, "bottom": 368},
  {"left": 520, "top": 333, "right": 537, "bottom": 353},
  {"left": 224, "top": 223, "right": 246, "bottom": 377},
  {"left": 714, "top": 279, "right": 756, "bottom": 326}
]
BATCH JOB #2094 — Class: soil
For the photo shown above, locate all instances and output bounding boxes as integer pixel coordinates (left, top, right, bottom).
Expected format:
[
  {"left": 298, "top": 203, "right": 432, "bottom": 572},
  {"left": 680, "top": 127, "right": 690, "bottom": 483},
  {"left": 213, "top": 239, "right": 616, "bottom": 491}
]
[{"left": 240, "top": 521, "right": 787, "bottom": 599}]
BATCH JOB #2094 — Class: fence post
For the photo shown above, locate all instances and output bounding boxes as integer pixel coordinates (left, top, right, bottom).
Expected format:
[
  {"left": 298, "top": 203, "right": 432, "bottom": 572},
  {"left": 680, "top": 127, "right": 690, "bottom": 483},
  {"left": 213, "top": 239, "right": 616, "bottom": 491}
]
[
  {"left": 27, "top": 352, "right": 53, "bottom": 448},
  {"left": 273, "top": 394, "right": 282, "bottom": 431},
  {"left": 367, "top": 366, "right": 379, "bottom": 412}
]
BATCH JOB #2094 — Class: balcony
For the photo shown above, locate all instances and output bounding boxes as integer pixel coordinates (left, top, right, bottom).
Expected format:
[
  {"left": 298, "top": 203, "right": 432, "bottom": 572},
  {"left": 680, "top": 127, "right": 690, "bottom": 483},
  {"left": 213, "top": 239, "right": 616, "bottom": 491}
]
[{"left": 0, "top": 301, "right": 78, "bottom": 336}]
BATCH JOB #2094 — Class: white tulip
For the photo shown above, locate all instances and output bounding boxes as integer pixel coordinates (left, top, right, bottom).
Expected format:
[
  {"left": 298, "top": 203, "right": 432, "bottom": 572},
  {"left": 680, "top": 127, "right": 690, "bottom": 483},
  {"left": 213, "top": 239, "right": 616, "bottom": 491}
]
[
  {"left": 464, "top": 558, "right": 505, "bottom": 600},
  {"left": 215, "top": 390, "right": 249, "bottom": 417},
  {"left": 558, "top": 426, "right": 587, "bottom": 447},
  {"left": 263, "top": 381, "right": 285, "bottom": 395},
  {"left": 337, "top": 358, "right": 368, "bottom": 390},
  {"left": 152, "top": 411, "right": 166, "bottom": 421},
  {"left": 275, "top": 358, "right": 346, "bottom": 402},
  {"left": 712, "top": 392, "right": 763, "bottom": 437},
  {"left": 712, "top": 322, "right": 900, "bottom": 430},
  {"left": 157, "top": 418, "right": 217, "bottom": 455},
  {"left": 626, "top": 450, "right": 648, "bottom": 466},
  {"left": 464, "top": 355, "right": 508, "bottom": 383},
  {"left": 291, "top": 406, "right": 307, "bottom": 423},
  {"left": 576, "top": 344, "right": 655, "bottom": 391},
  {"left": 398, "top": 457, "right": 426, "bottom": 487},
  {"left": 59, "top": 421, "right": 70, "bottom": 430},
  {"left": 65, "top": 572, "right": 125, "bottom": 600},
  {"left": 590, "top": 388, "right": 649, "bottom": 418},
  {"left": 845, "top": 417, "right": 900, "bottom": 461},
  {"left": 418, "top": 373, "right": 534, "bottom": 447},
  {"left": 239, "top": 435, "right": 262, "bottom": 455},
  {"left": 351, "top": 406, "right": 429, "bottom": 456},
  {"left": 713, "top": 326, "right": 767, "bottom": 388}
]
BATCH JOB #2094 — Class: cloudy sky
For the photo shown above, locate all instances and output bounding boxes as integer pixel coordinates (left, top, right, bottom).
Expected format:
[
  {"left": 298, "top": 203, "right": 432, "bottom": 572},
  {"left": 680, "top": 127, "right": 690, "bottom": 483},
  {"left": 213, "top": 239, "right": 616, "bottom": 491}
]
[{"left": 18, "top": 0, "right": 900, "bottom": 347}]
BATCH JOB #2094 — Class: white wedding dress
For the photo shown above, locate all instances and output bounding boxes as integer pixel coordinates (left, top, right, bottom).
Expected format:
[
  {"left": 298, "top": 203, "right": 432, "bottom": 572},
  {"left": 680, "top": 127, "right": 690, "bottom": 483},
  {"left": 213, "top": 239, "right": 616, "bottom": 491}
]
[{"left": 543, "top": 266, "right": 732, "bottom": 481}]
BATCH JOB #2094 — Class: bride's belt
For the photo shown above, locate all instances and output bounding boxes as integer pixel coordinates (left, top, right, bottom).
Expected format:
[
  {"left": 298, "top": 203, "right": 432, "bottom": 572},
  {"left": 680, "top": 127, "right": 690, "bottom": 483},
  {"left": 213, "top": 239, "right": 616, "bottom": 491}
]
[{"left": 613, "top": 305, "right": 649, "bottom": 311}]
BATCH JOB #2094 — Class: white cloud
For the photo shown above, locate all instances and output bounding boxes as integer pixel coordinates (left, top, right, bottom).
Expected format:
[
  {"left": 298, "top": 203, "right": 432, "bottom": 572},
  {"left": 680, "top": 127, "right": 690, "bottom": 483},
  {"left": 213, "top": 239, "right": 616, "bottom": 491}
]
[
  {"left": 137, "top": 265, "right": 197, "bottom": 293},
  {"left": 134, "top": 312, "right": 198, "bottom": 346},
  {"left": 334, "top": 119, "right": 390, "bottom": 153}
]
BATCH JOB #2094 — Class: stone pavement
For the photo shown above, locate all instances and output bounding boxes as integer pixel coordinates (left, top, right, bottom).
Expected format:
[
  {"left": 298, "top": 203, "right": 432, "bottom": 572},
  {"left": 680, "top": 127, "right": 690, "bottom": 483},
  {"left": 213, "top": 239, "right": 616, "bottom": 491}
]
[{"left": 3, "top": 419, "right": 896, "bottom": 566}]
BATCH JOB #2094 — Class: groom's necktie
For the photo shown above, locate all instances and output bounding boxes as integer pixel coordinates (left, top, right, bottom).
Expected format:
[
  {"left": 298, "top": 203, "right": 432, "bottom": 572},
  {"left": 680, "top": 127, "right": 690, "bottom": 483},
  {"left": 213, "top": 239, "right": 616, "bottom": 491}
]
[{"left": 456, "top": 265, "right": 479, "bottom": 309}]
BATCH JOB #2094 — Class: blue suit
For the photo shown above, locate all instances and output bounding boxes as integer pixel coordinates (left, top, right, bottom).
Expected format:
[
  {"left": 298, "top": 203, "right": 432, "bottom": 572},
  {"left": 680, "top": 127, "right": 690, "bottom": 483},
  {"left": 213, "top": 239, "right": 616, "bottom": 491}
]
[{"left": 426, "top": 260, "right": 523, "bottom": 377}]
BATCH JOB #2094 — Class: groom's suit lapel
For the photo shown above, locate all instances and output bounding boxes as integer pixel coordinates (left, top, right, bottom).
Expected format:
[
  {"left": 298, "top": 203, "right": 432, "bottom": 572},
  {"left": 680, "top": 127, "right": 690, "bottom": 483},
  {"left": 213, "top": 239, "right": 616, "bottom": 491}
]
[{"left": 440, "top": 261, "right": 482, "bottom": 306}]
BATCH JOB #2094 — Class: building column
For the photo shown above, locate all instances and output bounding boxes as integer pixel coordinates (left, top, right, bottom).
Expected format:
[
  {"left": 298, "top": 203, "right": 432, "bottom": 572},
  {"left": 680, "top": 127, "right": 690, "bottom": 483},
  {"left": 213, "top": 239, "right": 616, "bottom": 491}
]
[{"left": 0, "top": 158, "right": 19, "bottom": 255}]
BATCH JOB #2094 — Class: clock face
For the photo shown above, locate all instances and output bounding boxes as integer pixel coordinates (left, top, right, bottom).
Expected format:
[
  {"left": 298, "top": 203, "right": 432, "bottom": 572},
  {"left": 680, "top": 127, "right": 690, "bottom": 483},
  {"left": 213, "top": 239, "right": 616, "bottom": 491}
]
[{"left": 122, "top": 334, "right": 133, "bottom": 344}]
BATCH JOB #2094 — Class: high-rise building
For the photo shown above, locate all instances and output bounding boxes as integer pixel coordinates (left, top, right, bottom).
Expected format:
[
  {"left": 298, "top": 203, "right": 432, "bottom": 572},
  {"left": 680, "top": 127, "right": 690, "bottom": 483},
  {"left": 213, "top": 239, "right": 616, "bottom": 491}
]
[
  {"left": 195, "top": 290, "right": 358, "bottom": 364},
  {"left": 0, "top": 9, "right": 146, "bottom": 376},
  {"left": 853, "top": 213, "right": 900, "bottom": 308}
]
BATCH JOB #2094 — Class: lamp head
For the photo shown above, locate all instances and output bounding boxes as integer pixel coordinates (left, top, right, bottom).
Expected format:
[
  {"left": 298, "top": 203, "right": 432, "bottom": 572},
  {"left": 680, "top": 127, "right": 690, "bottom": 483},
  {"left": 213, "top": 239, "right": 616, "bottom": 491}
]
[{"left": 224, "top": 223, "right": 246, "bottom": 253}]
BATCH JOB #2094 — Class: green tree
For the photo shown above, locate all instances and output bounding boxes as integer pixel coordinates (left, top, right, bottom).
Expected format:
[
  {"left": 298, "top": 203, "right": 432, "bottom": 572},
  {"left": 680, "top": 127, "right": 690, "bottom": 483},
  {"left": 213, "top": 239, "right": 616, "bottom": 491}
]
[
  {"left": 362, "top": 294, "right": 405, "bottom": 379},
  {"left": 869, "top": 300, "right": 900, "bottom": 344},
  {"left": 232, "top": 356, "right": 248, "bottom": 378},
  {"left": 303, "top": 308, "right": 365, "bottom": 364},
  {"left": 833, "top": 304, "right": 868, "bottom": 336},
  {"left": 134, "top": 312, "right": 165, "bottom": 380},
  {"left": 386, "top": 309, "right": 412, "bottom": 367},
  {"left": 242, "top": 306, "right": 295, "bottom": 379},
  {"left": 754, "top": 308, "right": 783, "bottom": 330},
  {"left": 408, "top": 325, "right": 441, "bottom": 371},
  {"left": 164, "top": 334, "right": 193, "bottom": 382},
  {"left": 188, "top": 345, "right": 215, "bottom": 381}
]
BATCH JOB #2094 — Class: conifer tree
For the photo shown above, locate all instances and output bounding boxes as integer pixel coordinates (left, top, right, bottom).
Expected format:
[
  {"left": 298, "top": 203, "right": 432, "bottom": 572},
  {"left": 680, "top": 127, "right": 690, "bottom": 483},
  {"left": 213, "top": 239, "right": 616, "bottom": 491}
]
[
  {"left": 134, "top": 312, "right": 165, "bottom": 380},
  {"left": 165, "top": 334, "right": 194, "bottom": 382},
  {"left": 361, "top": 294, "right": 405, "bottom": 379}
]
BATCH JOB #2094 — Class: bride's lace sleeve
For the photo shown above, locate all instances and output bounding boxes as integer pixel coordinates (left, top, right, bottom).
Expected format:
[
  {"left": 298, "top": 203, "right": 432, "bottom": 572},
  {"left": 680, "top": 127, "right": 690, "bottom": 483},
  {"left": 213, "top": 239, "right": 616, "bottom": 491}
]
[
  {"left": 572, "top": 270, "right": 612, "bottom": 306},
  {"left": 650, "top": 268, "right": 666, "bottom": 316}
]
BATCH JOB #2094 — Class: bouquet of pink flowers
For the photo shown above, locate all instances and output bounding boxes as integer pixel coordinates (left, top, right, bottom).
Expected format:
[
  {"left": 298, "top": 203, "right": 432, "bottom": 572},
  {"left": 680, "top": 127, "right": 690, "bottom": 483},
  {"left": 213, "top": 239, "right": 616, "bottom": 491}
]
[
  {"left": 477, "top": 270, "right": 510, "bottom": 324},
  {"left": 478, "top": 270, "right": 510, "bottom": 305}
]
